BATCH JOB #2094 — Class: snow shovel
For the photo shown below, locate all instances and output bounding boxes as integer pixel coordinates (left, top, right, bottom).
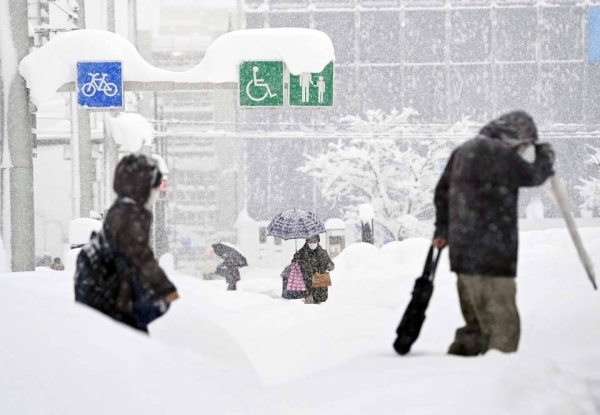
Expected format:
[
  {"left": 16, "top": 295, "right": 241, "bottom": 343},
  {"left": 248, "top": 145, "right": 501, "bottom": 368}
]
[
  {"left": 549, "top": 174, "right": 597, "bottom": 290},
  {"left": 393, "top": 246, "right": 443, "bottom": 355}
]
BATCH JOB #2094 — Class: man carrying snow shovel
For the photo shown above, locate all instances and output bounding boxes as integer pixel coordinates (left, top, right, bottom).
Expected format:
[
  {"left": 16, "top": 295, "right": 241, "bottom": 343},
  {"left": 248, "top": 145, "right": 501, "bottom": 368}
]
[{"left": 432, "top": 111, "right": 555, "bottom": 356}]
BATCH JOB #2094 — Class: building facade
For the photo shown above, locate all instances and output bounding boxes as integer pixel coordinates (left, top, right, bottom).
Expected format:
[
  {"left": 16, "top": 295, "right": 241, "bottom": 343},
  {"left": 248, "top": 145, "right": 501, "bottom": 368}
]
[{"left": 243, "top": 0, "right": 600, "bottom": 126}]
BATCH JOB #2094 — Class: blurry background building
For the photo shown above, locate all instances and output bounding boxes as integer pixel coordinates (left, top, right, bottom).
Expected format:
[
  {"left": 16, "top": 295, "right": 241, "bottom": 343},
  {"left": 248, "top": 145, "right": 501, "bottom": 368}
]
[
  {"left": 18, "top": 0, "right": 600, "bottom": 270},
  {"left": 240, "top": 0, "right": 600, "bottom": 227}
]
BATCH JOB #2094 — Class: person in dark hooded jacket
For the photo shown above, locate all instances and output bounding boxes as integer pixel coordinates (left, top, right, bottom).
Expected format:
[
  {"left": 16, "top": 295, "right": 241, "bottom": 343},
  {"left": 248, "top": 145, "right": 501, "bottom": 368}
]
[
  {"left": 293, "top": 235, "right": 334, "bottom": 304},
  {"left": 75, "top": 154, "right": 178, "bottom": 333},
  {"left": 433, "top": 111, "right": 554, "bottom": 356}
]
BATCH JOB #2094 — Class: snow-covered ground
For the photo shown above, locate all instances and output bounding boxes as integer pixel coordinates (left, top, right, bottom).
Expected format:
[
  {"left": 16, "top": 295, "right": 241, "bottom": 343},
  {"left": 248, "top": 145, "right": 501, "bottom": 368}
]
[{"left": 1, "top": 228, "right": 600, "bottom": 414}]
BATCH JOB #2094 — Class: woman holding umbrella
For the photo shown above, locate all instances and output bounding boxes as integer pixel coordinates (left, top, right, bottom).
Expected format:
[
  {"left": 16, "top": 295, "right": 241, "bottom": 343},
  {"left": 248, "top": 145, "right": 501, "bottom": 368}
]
[
  {"left": 293, "top": 235, "right": 334, "bottom": 304},
  {"left": 267, "top": 209, "right": 333, "bottom": 303}
]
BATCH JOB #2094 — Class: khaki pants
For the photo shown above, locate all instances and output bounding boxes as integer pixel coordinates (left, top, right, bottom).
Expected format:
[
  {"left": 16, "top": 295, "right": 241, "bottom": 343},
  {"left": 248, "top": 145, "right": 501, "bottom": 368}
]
[{"left": 448, "top": 274, "right": 520, "bottom": 356}]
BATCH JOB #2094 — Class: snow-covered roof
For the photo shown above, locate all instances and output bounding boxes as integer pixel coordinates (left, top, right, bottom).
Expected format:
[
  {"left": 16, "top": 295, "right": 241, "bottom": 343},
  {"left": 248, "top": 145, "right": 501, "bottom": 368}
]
[
  {"left": 19, "top": 28, "right": 335, "bottom": 107},
  {"left": 325, "top": 218, "right": 345, "bottom": 231}
]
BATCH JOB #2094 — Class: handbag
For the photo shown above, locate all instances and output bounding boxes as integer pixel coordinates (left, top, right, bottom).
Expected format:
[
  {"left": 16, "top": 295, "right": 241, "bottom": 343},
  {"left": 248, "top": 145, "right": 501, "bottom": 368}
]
[
  {"left": 312, "top": 272, "right": 332, "bottom": 288},
  {"left": 286, "top": 262, "right": 307, "bottom": 292}
]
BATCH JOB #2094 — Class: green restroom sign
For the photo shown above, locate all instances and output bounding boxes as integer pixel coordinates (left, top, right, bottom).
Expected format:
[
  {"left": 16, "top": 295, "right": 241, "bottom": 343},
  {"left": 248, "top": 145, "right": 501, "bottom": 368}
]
[
  {"left": 239, "top": 61, "right": 284, "bottom": 107},
  {"left": 289, "top": 62, "right": 334, "bottom": 107}
]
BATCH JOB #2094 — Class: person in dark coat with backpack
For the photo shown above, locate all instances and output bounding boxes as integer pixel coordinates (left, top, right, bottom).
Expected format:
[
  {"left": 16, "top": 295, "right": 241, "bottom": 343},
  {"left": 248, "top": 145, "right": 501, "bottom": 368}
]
[
  {"left": 293, "top": 235, "right": 334, "bottom": 304},
  {"left": 432, "top": 111, "right": 554, "bottom": 356},
  {"left": 75, "top": 154, "right": 179, "bottom": 333}
]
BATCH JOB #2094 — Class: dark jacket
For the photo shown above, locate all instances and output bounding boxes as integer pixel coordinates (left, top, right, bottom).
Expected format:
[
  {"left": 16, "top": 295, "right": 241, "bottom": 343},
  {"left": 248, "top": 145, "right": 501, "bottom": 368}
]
[
  {"left": 221, "top": 260, "right": 240, "bottom": 284},
  {"left": 75, "top": 155, "right": 176, "bottom": 331},
  {"left": 293, "top": 243, "right": 335, "bottom": 290},
  {"left": 434, "top": 112, "right": 554, "bottom": 277}
]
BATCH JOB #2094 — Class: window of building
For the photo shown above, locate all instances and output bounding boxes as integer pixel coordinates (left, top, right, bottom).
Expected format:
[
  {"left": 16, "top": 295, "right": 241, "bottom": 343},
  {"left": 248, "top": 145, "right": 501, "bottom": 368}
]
[
  {"left": 496, "top": 8, "right": 536, "bottom": 62},
  {"left": 314, "top": 11, "right": 355, "bottom": 64},
  {"left": 404, "top": 0, "right": 445, "bottom": 7},
  {"left": 274, "top": 237, "right": 282, "bottom": 246},
  {"left": 586, "top": 65, "right": 600, "bottom": 123},
  {"left": 404, "top": 65, "right": 447, "bottom": 123},
  {"left": 404, "top": 11, "right": 445, "bottom": 63},
  {"left": 313, "top": 0, "right": 355, "bottom": 8},
  {"left": 359, "top": 66, "right": 402, "bottom": 113},
  {"left": 359, "top": 11, "right": 400, "bottom": 64},
  {"left": 450, "top": 10, "right": 491, "bottom": 63},
  {"left": 269, "top": 12, "right": 310, "bottom": 28},
  {"left": 448, "top": 65, "right": 493, "bottom": 122},
  {"left": 333, "top": 67, "right": 358, "bottom": 116},
  {"left": 245, "top": 12, "right": 266, "bottom": 29},
  {"left": 541, "top": 63, "right": 583, "bottom": 124},
  {"left": 495, "top": 63, "right": 537, "bottom": 116},
  {"left": 269, "top": 0, "right": 309, "bottom": 8},
  {"left": 540, "top": 7, "right": 583, "bottom": 61}
]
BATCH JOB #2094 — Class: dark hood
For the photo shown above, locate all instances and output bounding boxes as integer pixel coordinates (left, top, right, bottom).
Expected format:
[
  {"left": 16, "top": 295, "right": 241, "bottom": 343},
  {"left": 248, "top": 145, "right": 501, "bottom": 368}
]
[
  {"left": 479, "top": 111, "right": 538, "bottom": 143},
  {"left": 113, "top": 154, "right": 158, "bottom": 205}
]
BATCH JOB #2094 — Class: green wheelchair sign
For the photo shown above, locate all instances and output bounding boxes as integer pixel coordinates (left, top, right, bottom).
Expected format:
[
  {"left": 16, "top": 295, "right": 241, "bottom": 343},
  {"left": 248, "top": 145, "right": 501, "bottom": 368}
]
[
  {"left": 289, "top": 62, "right": 334, "bottom": 107},
  {"left": 239, "top": 61, "right": 334, "bottom": 108},
  {"left": 239, "top": 61, "right": 284, "bottom": 107}
]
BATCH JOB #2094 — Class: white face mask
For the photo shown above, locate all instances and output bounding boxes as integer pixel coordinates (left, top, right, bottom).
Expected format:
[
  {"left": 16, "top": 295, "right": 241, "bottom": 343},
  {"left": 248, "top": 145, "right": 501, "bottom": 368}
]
[
  {"left": 309, "top": 243, "right": 318, "bottom": 250},
  {"left": 145, "top": 187, "right": 160, "bottom": 210}
]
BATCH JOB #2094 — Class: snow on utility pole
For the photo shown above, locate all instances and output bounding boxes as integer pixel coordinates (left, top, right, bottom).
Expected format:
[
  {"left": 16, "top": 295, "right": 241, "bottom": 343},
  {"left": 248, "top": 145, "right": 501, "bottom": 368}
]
[
  {"left": 128, "top": 0, "right": 138, "bottom": 48},
  {"left": 359, "top": 204, "right": 375, "bottom": 245},
  {"left": 3, "top": 1, "right": 36, "bottom": 271},
  {"left": 72, "top": 0, "right": 94, "bottom": 219},
  {"left": 103, "top": 0, "right": 119, "bottom": 212}
]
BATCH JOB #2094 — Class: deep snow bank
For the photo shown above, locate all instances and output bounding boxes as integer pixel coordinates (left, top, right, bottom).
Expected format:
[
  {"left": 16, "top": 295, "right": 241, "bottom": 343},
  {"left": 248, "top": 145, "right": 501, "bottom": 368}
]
[
  {"left": 1, "top": 227, "right": 600, "bottom": 414},
  {"left": 0, "top": 272, "right": 257, "bottom": 415}
]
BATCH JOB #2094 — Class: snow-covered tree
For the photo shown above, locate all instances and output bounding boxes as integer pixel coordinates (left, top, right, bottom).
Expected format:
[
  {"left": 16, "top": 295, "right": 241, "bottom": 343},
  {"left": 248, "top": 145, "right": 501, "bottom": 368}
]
[
  {"left": 299, "top": 110, "right": 455, "bottom": 243},
  {"left": 576, "top": 144, "right": 600, "bottom": 215}
]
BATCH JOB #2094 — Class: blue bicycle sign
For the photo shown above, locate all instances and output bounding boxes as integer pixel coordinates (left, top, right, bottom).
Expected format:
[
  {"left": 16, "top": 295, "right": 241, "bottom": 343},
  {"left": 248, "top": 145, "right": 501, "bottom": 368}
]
[{"left": 77, "top": 61, "right": 123, "bottom": 109}]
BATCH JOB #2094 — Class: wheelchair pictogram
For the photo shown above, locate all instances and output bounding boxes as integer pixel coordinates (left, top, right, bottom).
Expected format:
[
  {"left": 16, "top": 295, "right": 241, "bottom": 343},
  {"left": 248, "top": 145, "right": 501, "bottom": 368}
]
[
  {"left": 245, "top": 66, "right": 278, "bottom": 102},
  {"left": 81, "top": 73, "right": 119, "bottom": 98}
]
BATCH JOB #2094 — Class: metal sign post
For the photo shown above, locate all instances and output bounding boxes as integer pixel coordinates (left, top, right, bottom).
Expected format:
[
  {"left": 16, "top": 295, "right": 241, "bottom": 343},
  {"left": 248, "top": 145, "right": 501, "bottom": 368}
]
[{"left": 75, "top": 61, "right": 123, "bottom": 218}]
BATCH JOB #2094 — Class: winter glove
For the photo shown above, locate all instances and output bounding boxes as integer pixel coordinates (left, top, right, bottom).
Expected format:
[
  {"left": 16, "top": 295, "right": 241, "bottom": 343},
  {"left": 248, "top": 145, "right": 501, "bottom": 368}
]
[
  {"left": 154, "top": 298, "right": 170, "bottom": 313},
  {"left": 535, "top": 143, "right": 555, "bottom": 165}
]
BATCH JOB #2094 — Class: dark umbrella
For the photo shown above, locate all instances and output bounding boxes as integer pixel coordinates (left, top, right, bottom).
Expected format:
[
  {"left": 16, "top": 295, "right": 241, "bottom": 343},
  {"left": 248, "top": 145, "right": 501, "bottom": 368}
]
[
  {"left": 393, "top": 246, "right": 443, "bottom": 355},
  {"left": 267, "top": 209, "right": 325, "bottom": 241},
  {"left": 212, "top": 242, "right": 248, "bottom": 267}
]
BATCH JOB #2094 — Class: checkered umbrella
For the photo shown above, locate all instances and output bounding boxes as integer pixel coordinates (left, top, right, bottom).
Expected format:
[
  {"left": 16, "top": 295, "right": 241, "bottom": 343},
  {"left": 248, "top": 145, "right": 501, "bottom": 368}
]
[{"left": 267, "top": 209, "right": 325, "bottom": 241}]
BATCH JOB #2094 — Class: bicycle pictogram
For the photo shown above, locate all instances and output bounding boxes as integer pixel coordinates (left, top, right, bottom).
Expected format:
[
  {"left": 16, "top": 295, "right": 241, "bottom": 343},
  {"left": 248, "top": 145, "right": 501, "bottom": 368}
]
[
  {"left": 81, "top": 73, "right": 119, "bottom": 98},
  {"left": 245, "top": 66, "right": 277, "bottom": 102}
]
